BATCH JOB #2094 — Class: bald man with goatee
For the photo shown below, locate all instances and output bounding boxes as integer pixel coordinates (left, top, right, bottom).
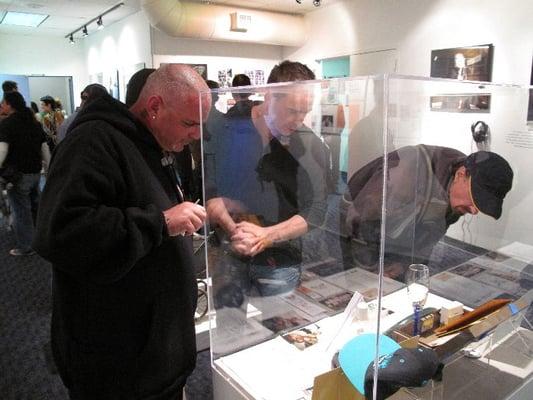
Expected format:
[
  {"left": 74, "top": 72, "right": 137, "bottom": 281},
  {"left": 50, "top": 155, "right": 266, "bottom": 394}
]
[{"left": 34, "top": 64, "right": 211, "bottom": 400}]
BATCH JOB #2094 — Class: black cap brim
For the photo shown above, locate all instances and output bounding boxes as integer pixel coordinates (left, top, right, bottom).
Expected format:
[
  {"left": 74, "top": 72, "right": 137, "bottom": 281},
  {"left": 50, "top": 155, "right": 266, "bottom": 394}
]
[{"left": 471, "top": 178, "right": 502, "bottom": 219}]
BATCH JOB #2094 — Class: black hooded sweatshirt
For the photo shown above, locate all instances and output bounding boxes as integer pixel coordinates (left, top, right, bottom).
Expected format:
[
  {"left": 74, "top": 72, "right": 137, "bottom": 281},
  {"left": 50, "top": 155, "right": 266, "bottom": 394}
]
[{"left": 33, "top": 95, "right": 197, "bottom": 399}]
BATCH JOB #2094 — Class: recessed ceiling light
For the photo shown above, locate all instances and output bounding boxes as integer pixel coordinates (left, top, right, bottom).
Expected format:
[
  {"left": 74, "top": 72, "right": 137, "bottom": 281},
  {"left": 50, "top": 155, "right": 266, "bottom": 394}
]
[{"left": 0, "top": 11, "right": 48, "bottom": 27}]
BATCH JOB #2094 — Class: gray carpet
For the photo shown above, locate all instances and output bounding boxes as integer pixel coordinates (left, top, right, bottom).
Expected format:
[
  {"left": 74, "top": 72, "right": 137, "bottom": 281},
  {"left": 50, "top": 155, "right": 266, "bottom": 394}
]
[
  {"left": 0, "top": 225, "right": 68, "bottom": 399},
  {"left": 0, "top": 223, "right": 213, "bottom": 400}
]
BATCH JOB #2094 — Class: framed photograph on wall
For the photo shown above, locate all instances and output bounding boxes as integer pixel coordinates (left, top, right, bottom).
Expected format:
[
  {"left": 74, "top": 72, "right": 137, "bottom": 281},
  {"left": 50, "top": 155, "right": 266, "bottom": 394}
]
[
  {"left": 321, "top": 114, "right": 334, "bottom": 129},
  {"left": 430, "top": 93, "right": 491, "bottom": 113},
  {"left": 430, "top": 44, "right": 494, "bottom": 82},
  {"left": 106, "top": 70, "right": 120, "bottom": 100},
  {"left": 172, "top": 63, "right": 207, "bottom": 80},
  {"left": 527, "top": 59, "right": 533, "bottom": 126},
  {"left": 218, "top": 68, "right": 233, "bottom": 88},
  {"left": 320, "top": 104, "right": 340, "bottom": 134}
]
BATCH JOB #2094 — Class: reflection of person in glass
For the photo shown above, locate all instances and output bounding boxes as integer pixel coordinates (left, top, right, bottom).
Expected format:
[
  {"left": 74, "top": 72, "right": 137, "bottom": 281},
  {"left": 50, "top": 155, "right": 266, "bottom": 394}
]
[
  {"left": 454, "top": 52, "right": 467, "bottom": 80},
  {"left": 207, "top": 61, "right": 330, "bottom": 301},
  {"left": 340, "top": 145, "right": 513, "bottom": 281}
]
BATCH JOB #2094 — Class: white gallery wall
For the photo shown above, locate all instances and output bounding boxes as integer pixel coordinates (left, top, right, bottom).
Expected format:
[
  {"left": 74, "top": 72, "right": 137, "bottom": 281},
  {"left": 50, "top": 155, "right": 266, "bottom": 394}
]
[
  {"left": 82, "top": 11, "right": 153, "bottom": 104},
  {"left": 284, "top": 0, "right": 533, "bottom": 251},
  {"left": 284, "top": 0, "right": 532, "bottom": 86},
  {"left": 152, "top": 29, "right": 282, "bottom": 112},
  {"left": 0, "top": 10, "right": 152, "bottom": 108},
  {"left": 0, "top": 32, "right": 86, "bottom": 107},
  {"left": 152, "top": 29, "right": 282, "bottom": 82}
]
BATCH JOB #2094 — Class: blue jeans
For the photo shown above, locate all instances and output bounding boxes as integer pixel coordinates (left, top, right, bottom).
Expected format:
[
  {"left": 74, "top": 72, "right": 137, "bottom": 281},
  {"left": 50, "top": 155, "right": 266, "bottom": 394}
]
[
  {"left": 213, "top": 244, "right": 302, "bottom": 309},
  {"left": 7, "top": 173, "right": 40, "bottom": 251}
]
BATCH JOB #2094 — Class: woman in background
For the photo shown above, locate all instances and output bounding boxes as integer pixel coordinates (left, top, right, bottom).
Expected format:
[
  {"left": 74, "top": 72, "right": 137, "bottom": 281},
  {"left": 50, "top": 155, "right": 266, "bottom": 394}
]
[
  {"left": 39, "top": 95, "right": 64, "bottom": 151},
  {"left": 0, "top": 91, "right": 50, "bottom": 255}
]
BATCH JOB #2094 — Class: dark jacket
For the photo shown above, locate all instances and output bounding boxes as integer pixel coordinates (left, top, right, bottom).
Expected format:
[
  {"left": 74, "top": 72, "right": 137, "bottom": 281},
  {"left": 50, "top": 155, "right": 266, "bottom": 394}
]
[
  {"left": 0, "top": 110, "right": 46, "bottom": 174},
  {"left": 34, "top": 95, "right": 197, "bottom": 399},
  {"left": 341, "top": 144, "right": 466, "bottom": 270},
  {"left": 226, "top": 99, "right": 254, "bottom": 119}
]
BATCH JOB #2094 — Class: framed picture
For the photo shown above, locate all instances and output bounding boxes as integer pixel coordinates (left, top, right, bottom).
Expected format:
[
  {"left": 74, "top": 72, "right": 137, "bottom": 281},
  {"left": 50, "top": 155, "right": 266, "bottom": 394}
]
[
  {"left": 430, "top": 93, "right": 491, "bottom": 113},
  {"left": 527, "top": 55, "right": 533, "bottom": 125},
  {"left": 106, "top": 70, "right": 120, "bottom": 100},
  {"left": 244, "top": 69, "right": 266, "bottom": 86},
  {"left": 430, "top": 44, "right": 494, "bottom": 82},
  {"left": 218, "top": 68, "right": 233, "bottom": 88},
  {"left": 321, "top": 114, "right": 334, "bottom": 129},
  {"left": 184, "top": 64, "right": 207, "bottom": 80}
]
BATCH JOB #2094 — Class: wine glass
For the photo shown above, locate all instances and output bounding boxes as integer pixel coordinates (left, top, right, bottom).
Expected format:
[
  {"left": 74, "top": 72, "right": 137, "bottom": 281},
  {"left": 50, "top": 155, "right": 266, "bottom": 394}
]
[{"left": 406, "top": 263, "right": 430, "bottom": 336}]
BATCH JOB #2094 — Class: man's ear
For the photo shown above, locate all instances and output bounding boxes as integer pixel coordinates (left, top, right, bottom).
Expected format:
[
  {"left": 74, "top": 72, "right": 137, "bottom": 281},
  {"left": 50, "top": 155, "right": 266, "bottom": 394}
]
[
  {"left": 455, "top": 165, "right": 467, "bottom": 179},
  {"left": 146, "top": 95, "right": 163, "bottom": 118}
]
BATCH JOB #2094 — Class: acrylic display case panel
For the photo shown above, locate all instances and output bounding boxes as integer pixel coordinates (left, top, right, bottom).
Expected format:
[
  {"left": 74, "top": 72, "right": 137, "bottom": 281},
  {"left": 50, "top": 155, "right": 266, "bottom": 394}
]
[{"left": 200, "top": 75, "right": 533, "bottom": 400}]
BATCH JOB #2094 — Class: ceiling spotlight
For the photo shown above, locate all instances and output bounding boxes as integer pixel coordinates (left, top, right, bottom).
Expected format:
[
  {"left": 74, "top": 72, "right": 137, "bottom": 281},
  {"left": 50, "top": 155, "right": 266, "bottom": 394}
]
[
  {"left": 69, "top": 34, "right": 74, "bottom": 44},
  {"left": 63, "top": 2, "right": 124, "bottom": 43},
  {"left": 313, "top": 0, "right": 321, "bottom": 6}
]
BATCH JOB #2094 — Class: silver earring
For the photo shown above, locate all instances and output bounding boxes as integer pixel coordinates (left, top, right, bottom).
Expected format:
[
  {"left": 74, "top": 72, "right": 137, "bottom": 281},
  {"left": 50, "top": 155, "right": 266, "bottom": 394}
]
[{"left": 152, "top": 115, "right": 156, "bottom": 120}]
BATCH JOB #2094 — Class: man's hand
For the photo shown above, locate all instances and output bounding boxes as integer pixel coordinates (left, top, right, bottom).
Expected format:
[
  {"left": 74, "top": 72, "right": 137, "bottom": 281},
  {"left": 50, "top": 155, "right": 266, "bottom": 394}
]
[
  {"left": 230, "top": 221, "right": 273, "bottom": 257},
  {"left": 206, "top": 197, "right": 242, "bottom": 235},
  {"left": 163, "top": 202, "right": 206, "bottom": 237}
]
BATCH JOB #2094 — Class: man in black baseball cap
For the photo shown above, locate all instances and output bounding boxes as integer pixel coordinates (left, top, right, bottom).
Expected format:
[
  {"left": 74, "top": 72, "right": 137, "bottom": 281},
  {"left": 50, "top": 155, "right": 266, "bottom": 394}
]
[
  {"left": 447, "top": 150, "right": 513, "bottom": 220},
  {"left": 461, "top": 151, "right": 513, "bottom": 219},
  {"left": 341, "top": 145, "right": 514, "bottom": 279}
]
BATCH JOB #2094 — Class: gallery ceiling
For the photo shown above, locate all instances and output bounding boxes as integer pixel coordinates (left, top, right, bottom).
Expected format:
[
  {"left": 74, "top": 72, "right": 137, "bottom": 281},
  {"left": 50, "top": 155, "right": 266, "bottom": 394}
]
[{"left": 0, "top": 0, "right": 340, "bottom": 38}]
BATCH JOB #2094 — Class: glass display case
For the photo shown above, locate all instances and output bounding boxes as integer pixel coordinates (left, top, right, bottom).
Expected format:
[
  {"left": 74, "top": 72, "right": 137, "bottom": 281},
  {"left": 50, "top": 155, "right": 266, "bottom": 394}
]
[{"left": 199, "top": 74, "right": 533, "bottom": 400}]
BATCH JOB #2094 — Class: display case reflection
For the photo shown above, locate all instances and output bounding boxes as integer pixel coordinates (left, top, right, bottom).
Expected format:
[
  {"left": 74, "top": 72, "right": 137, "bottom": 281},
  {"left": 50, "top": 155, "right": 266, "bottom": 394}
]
[{"left": 201, "top": 74, "right": 532, "bottom": 400}]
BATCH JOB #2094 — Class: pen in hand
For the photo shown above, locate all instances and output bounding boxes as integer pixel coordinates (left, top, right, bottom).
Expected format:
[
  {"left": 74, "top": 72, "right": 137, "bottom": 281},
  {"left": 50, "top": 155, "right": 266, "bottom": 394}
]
[{"left": 180, "top": 199, "right": 202, "bottom": 236}]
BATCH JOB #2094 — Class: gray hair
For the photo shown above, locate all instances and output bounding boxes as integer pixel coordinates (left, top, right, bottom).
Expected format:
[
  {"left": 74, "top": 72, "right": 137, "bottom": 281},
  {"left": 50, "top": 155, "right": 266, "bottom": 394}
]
[{"left": 136, "top": 64, "right": 208, "bottom": 107}]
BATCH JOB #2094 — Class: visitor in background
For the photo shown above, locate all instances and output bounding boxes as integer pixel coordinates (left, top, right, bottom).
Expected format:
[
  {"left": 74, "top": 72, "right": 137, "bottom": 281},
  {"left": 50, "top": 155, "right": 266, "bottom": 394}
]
[
  {"left": 1, "top": 80, "right": 18, "bottom": 121},
  {"left": 0, "top": 91, "right": 50, "bottom": 256},
  {"left": 39, "top": 95, "right": 64, "bottom": 151},
  {"left": 226, "top": 73, "right": 254, "bottom": 119}
]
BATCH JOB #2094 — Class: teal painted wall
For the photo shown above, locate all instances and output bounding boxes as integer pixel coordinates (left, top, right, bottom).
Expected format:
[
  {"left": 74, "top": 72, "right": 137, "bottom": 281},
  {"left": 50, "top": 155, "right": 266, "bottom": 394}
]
[{"left": 322, "top": 57, "right": 350, "bottom": 78}]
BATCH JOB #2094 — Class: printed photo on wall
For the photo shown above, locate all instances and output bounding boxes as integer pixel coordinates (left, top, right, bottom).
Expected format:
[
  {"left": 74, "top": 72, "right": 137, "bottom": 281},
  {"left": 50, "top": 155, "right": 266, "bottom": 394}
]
[
  {"left": 184, "top": 64, "right": 207, "bottom": 80},
  {"left": 218, "top": 68, "right": 233, "bottom": 88},
  {"left": 107, "top": 70, "right": 120, "bottom": 100},
  {"left": 430, "top": 44, "right": 494, "bottom": 82},
  {"left": 430, "top": 93, "right": 491, "bottom": 113},
  {"left": 527, "top": 56, "right": 533, "bottom": 127},
  {"left": 321, "top": 115, "right": 334, "bottom": 129},
  {"left": 244, "top": 69, "right": 265, "bottom": 86}
]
